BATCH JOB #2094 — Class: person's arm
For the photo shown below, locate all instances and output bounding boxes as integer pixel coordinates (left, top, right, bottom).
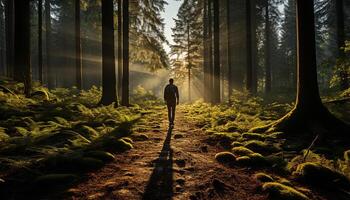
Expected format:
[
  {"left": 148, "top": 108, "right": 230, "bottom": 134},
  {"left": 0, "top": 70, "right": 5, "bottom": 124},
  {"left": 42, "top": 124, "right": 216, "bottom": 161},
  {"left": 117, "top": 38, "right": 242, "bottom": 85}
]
[
  {"left": 164, "top": 86, "right": 167, "bottom": 102},
  {"left": 175, "top": 86, "right": 179, "bottom": 105}
]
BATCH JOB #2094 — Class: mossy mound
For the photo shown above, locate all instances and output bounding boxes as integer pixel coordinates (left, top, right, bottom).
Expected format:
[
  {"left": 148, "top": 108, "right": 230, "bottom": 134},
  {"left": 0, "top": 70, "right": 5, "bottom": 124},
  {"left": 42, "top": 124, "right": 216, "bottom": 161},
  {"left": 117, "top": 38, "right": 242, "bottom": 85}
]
[
  {"left": 344, "top": 150, "right": 350, "bottom": 162},
  {"left": 34, "top": 174, "right": 77, "bottom": 187},
  {"left": 232, "top": 146, "right": 254, "bottom": 156},
  {"left": 254, "top": 173, "right": 274, "bottom": 182},
  {"left": 236, "top": 153, "right": 270, "bottom": 167},
  {"left": 231, "top": 141, "right": 243, "bottom": 147},
  {"left": 215, "top": 152, "right": 236, "bottom": 166},
  {"left": 78, "top": 125, "right": 99, "bottom": 139},
  {"left": 262, "top": 182, "right": 309, "bottom": 200},
  {"left": 267, "top": 132, "right": 285, "bottom": 139},
  {"left": 241, "top": 133, "right": 266, "bottom": 141},
  {"left": 94, "top": 137, "right": 133, "bottom": 152},
  {"left": 122, "top": 137, "right": 134, "bottom": 144},
  {"left": 294, "top": 162, "right": 350, "bottom": 189},
  {"left": 244, "top": 140, "right": 280, "bottom": 154},
  {"left": 84, "top": 151, "right": 115, "bottom": 162}
]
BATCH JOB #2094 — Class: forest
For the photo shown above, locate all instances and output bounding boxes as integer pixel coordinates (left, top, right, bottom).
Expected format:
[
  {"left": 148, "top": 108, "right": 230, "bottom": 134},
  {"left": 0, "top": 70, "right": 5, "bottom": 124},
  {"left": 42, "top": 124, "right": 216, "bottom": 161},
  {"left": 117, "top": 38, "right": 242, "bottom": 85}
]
[{"left": 0, "top": 0, "right": 349, "bottom": 199}]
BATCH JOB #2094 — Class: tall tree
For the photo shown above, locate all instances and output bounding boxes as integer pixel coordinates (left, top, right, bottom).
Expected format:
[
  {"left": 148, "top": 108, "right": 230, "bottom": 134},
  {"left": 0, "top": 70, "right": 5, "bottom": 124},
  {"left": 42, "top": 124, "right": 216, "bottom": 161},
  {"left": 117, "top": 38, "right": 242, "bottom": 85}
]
[
  {"left": 45, "top": 0, "right": 53, "bottom": 88},
  {"left": 38, "top": 0, "right": 43, "bottom": 83},
  {"left": 246, "top": 0, "right": 253, "bottom": 93},
  {"left": 226, "top": 0, "right": 233, "bottom": 100},
  {"left": 13, "top": 0, "right": 31, "bottom": 97},
  {"left": 252, "top": 0, "right": 348, "bottom": 134},
  {"left": 4, "top": 0, "right": 14, "bottom": 78},
  {"left": 117, "top": 0, "right": 122, "bottom": 98},
  {"left": 99, "top": 0, "right": 118, "bottom": 105},
  {"left": 203, "top": 0, "right": 210, "bottom": 102},
  {"left": 265, "top": 0, "right": 271, "bottom": 93},
  {"left": 212, "top": 0, "right": 220, "bottom": 104},
  {"left": 75, "top": 0, "right": 82, "bottom": 89},
  {"left": 121, "top": 0, "right": 129, "bottom": 106},
  {"left": 336, "top": 0, "right": 348, "bottom": 90}
]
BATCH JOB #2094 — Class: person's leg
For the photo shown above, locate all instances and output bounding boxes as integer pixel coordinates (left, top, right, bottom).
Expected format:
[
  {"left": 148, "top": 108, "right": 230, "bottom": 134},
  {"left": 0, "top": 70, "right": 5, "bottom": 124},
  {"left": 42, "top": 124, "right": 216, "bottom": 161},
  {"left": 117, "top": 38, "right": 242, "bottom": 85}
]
[
  {"left": 172, "top": 104, "right": 176, "bottom": 124},
  {"left": 167, "top": 104, "right": 171, "bottom": 124}
]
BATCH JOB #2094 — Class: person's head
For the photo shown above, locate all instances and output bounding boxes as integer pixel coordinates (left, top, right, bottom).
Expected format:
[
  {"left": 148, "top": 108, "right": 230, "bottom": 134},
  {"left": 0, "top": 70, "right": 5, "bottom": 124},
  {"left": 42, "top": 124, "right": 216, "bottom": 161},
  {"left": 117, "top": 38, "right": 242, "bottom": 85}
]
[{"left": 169, "top": 78, "right": 174, "bottom": 85}]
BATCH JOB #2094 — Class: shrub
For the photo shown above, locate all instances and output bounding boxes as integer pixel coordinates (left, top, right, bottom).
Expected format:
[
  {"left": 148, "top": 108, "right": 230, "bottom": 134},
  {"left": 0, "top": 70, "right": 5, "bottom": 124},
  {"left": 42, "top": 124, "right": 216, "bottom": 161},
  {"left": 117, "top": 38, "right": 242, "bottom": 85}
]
[{"left": 262, "top": 182, "right": 309, "bottom": 200}]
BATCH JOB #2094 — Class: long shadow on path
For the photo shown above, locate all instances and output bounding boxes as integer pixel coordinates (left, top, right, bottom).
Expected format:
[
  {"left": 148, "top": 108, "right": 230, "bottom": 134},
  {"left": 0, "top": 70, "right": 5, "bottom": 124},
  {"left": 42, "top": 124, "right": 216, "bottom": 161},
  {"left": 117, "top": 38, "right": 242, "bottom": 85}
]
[{"left": 142, "top": 127, "right": 174, "bottom": 200}]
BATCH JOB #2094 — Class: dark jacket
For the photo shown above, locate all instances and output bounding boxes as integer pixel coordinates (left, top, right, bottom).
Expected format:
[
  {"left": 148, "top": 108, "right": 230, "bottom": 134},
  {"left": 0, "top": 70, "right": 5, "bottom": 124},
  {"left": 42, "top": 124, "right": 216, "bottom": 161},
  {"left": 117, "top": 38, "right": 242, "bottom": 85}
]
[{"left": 164, "top": 84, "right": 179, "bottom": 104}]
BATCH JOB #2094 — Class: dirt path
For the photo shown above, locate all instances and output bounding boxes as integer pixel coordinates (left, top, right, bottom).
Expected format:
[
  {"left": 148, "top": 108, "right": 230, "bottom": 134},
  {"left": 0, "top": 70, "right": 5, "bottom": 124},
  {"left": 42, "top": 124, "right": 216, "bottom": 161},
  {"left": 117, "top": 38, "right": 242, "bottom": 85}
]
[{"left": 68, "top": 107, "right": 267, "bottom": 200}]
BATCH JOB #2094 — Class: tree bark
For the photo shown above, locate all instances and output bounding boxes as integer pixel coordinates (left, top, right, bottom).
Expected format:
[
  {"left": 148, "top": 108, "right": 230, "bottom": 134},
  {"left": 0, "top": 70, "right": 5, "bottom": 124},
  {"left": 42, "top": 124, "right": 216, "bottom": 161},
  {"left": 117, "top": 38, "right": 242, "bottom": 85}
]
[
  {"left": 5, "top": 0, "right": 14, "bottom": 78},
  {"left": 38, "top": 0, "right": 43, "bottom": 83},
  {"left": 208, "top": 0, "right": 213, "bottom": 103},
  {"left": 226, "top": 0, "right": 233, "bottom": 101},
  {"left": 251, "top": 0, "right": 258, "bottom": 94},
  {"left": 121, "top": 0, "right": 129, "bottom": 106},
  {"left": 212, "top": 0, "right": 220, "bottom": 104},
  {"left": 187, "top": 21, "right": 191, "bottom": 102},
  {"left": 75, "top": 0, "right": 82, "bottom": 90},
  {"left": 99, "top": 0, "right": 118, "bottom": 106},
  {"left": 14, "top": 0, "right": 31, "bottom": 97},
  {"left": 265, "top": 1, "right": 271, "bottom": 93},
  {"left": 246, "top": 0, "right": 253, "bottom": 93},
  {"left": 336, "top": 0, "right": 348, "bottom": 90},
  {"left": 203, "top": 0, "right": 210, "bottom": 102},
  {"left": 45, "top": 0, "right": 53, "bottom": 89},
  {"left": 117, "top": 0, "right": 123, "bottom": 99}
]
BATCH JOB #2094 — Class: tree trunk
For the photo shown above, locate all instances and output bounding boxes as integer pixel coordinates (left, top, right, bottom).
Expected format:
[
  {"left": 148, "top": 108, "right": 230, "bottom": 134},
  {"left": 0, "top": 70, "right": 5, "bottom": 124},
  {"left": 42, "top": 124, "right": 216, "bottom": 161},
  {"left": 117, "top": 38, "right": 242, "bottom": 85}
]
[
  {"left": 203, "top": 0, "right": 210, "bottom": 102},
  {"left": 227, "top": 0, "right": 233, "bottom": 101},
  {"left": 208, "top": 0, "right": 213, "bottom": 103},
  {"left": 251, "top": 0, "right": 258, "bottom": 94},
  {"left": 14, "top": 0, "right": 31, "bottom": 97},
  {"left": 336, "top": 0, "right": 348, "bottom": 90},
  {"left": 99, "top": 0, "right": 118, "bottom": 106},
  {"left": 212, "top": 0, "right": 220, "bottom": 104},
  {"left": 45, "top": 0, "right": 53, "bottom": 89},
  {"left": 75, "top": 0, "right": 82, "bottom": 90},
  {"left": 121, "top": 0, "right": 129, "bottom": 106},
  {"left": 117, "top": 0, "right": 123, "bottom": 99},
  {"left": 187, "top": 21, "right": 191, "bottom": 102},
  {"left": 246, "top": 0, "right": 253, "bottom": 93},
  {"left": 5, "top": 0, "right": 14, "bottom": 78},
  {"left": 251, "top": 0, "right": 349, "bottom": 135},
  {"left": 265, "top": 1, "right": 271, "bottom": 93},
  {"left": 38, "top": 0, "right": 43, "bottom": 83}
]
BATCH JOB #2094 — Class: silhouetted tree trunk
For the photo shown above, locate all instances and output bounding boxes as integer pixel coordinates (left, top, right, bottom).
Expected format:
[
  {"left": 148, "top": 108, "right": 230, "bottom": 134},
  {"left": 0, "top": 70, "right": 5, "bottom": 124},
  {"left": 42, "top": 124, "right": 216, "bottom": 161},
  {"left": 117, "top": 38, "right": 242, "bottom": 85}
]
[
  {"left": 203, "top": 0, "right": 210, "bottom": 102},
  {"left": 265, "top": 1, "right": 271, "bottom": 93},
  {"left": 212, "top": 0, "right": 220, "bottom": 104},
  {"left": 45, "top": 0, "right": 53, "bottom": 88},
  {"left": 14, "top": 0, "right": 31, "bottom": 97},
  {"left": 208, "top": 0, "right": 214, "bottom": 103},
  {"left": 187, "top": 21, "right": 191, "bottom": 102},
  {"left": 117, "top": 0, "right": 123, "bottom": 98},
  {"left": 336, "top": 0, "right": 348, "bottom": 90},
  {"left": 38, "top": 0, "right": 43, "bottom": 83},
  {"left": 246, "top": 0, "right": 253, "bottom": 93},
  {"left": 251, "top": 0, "right": 258, "bottom": 94},
  {"left": 227, "top": 0, "right": 233, "bottom": 101},
  {"left": 252, "top": 0, "right": 348, "bottom": 135},
  {"left": 121, "top": 0, "right": 129, "bottom": 106},
  {"left": 75, "top": 0, "right": 82, "bottom": 89},
  {"left": 99, "top": 0, "right": 118, "bottom": 106},
  {"left": 5, "top": 0, "right": 14, "bottom": 78}
]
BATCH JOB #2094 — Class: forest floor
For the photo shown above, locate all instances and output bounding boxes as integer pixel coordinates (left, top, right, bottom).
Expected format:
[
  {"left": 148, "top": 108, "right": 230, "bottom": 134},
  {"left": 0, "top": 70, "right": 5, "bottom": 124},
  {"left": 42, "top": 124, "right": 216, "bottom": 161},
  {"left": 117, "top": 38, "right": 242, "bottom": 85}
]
[{"left": 65, "top": 107, "right": 268, "bottom": 200}]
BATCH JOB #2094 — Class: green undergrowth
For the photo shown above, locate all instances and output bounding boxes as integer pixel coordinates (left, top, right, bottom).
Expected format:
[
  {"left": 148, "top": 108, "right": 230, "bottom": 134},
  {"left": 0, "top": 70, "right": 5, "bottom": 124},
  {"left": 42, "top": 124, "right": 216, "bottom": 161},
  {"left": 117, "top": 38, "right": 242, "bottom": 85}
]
[
  {"left": 0, "top": 80, "right": 163, "bottom": 197},
  {"left": 184, "top": 90, "right": 350, "bottom": 197}
]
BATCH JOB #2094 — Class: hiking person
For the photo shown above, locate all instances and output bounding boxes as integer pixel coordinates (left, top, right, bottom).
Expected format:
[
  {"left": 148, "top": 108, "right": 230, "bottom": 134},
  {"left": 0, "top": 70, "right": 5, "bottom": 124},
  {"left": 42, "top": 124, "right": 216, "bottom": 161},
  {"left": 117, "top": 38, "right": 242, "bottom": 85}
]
[{"left": 164, "top": 78, "right": 179, "bottom": 126}]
